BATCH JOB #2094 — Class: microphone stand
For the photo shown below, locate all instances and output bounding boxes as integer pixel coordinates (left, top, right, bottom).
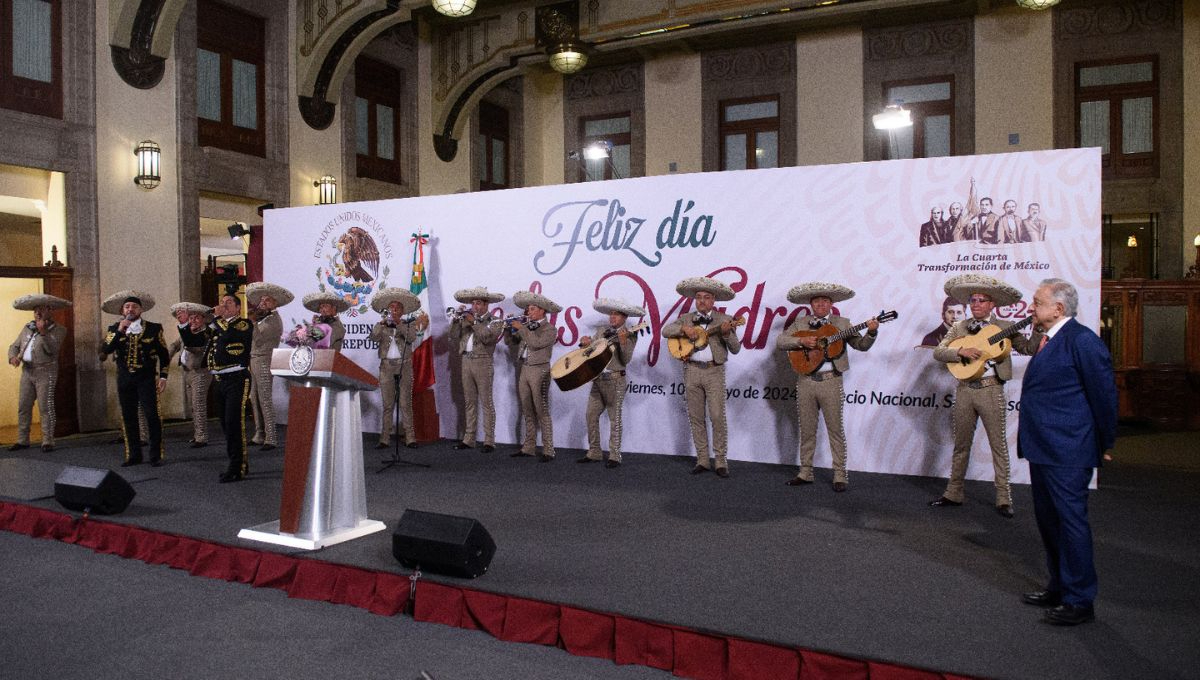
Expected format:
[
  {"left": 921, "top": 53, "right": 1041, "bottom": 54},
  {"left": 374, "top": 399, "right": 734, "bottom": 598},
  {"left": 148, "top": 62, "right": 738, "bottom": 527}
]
[{"left": 378, "top": 323, "right": 430, "bottom": 473}]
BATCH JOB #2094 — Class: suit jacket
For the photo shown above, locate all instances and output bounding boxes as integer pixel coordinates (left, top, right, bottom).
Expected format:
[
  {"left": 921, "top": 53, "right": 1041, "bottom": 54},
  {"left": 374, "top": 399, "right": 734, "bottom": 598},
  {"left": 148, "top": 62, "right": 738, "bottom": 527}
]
[
  {"left": 316, "top": 316, "right": 346, "bottom": 350},
  {"left": 1018, "top": 217, "right": 1047, "bottom": 242},
  {"left": 8, "top": 322, "right": 66, "bottom": 367},
  {"left": 1018, "top": 318, "right": 1117, "bottom": 468},
  {"left": 919, "top": 218, "right": 946, "bottom": 247},
  {"left": 933, "top": 315, "right": 1041, "bottom": 382},
  {"left": 103, "top": 319, "right": 170, "bottom": 378},
  {"left": 995, "top": 213, "right": 1021, "bottom": 244},
  {"left": 448, "top": 315, "right": 503, "bottom": 360},
  {"left": 506, "top": 320, "right": 556, "bottom": 366},
  {"left": 775, "top": 315, "right": 873, "bottom": 373},
  {"left": 369, "top": 320, "right": 418, "bottom": 360},
  {"left": 976, "top": 213, "right": 1003, "bottom": 244},
  {"left": 663, "top": 310, "right": 741, "bottom": 365},
  {"left": 252, "top": 311, "right": 284, "bottom": 357},
  {"left": 205, "top": 316, "right": 254, "bottom": 372},
  {"left": 588, "top": 323, "right": 637, "bottom": 371},
  {"left": 171, "top": 322, "right": 212, "bottom": 370}
]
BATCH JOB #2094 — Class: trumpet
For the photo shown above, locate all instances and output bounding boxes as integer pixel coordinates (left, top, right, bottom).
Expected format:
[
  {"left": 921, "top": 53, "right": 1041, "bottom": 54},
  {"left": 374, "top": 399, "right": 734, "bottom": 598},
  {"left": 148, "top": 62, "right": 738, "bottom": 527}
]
[{"left": 446, "top": 306, "right": 498, "bottom": 323}]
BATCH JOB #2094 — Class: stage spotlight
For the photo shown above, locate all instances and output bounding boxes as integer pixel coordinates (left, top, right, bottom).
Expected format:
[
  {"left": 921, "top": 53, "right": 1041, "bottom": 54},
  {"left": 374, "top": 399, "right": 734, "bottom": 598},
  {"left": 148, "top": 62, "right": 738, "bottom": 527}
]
[
  {"left": 583, "top": 141, "right": 612, "bottom": 160},
  {"left": 228, "top": 222, "right": 251, "bottom": 240},
  {"left": 872, "top": 104, "right": 913, "bottom": 131}
]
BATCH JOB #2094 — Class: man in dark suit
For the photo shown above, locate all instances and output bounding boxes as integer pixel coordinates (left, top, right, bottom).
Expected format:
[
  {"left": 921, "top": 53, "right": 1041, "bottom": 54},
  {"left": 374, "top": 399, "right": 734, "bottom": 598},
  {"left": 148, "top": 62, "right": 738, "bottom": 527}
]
[
  {"left": 1018, "top": 278, "right": 1117, "bottom": 626},
  {"left": 102, "top": 291, "right": 170, "bottom": 467},
  {"left": 201, "top": 294, "right": 255, "bottom": 483}
]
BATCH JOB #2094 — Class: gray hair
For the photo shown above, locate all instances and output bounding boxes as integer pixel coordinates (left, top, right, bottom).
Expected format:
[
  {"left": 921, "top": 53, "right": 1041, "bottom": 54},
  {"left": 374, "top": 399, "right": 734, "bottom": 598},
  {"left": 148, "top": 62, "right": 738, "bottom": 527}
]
[{"left": 1039, "top": 278, "right": 1078, "bottom": 316}]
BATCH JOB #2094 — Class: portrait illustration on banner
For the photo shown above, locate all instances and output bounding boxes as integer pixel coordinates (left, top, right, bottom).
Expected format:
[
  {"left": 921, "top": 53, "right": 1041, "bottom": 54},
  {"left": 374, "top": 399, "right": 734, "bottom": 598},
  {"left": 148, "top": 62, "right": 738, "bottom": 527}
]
[{"left": 918, "top": 178, "right": 1049, "bottom": 248}]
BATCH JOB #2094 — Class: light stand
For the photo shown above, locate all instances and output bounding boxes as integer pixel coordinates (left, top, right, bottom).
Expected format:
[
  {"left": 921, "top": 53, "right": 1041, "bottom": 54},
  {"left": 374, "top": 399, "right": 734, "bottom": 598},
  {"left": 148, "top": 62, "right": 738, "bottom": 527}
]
[{"left": 378, "top": 327, "right": 430, "bottom": 473}]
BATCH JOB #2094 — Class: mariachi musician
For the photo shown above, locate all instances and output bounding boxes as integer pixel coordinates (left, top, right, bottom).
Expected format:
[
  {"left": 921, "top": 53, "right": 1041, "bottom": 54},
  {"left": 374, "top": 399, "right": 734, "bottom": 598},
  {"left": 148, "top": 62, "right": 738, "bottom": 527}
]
[
  {"left": 168, "top": 301, "right": 214, "bottom": 448},
  {"left": 448, "top": 286, "right": 506, "bottom": 453},
  {"left": 506, "top": 290, "right": 560, "bottom": 462},
  {"left": 577, "top": 298, "right": 644, "bottom": 468},
  {"left": 102, "top": 290, "right": 171, "bottom": 467}
]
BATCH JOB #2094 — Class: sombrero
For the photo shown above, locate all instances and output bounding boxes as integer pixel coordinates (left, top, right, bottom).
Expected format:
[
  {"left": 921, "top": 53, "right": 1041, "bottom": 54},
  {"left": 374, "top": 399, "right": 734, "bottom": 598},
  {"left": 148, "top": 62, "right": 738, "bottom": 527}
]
[
  {"left": 513, "top": 290, "right": 562, "bottom": 314},
  {"left": 102, "top": 290, "right": 156, "bottom": 315},
  {"left": 12, "top": 294, "right": 71, "bottom": 311},
  {"left": 371, "top": 287, "right": 421, "bottom": 314},
  {"left": 675, "top": 277, "right": 735, "bottom": 302},
  {"left": 453, "top": 286, "right": 506, "bottom": 304},
  {"left": 593, "top": 298, "right": 646, "bottom": 317},
  {"left": 944, "top": 274, "right": 1022, "bottom": 307},
  {"left": 170, "top": 302, "right": 212, "bottom": 317},
  {"left": 246, "top": 282, "right": 295, "bottom": 307},
  {"left": 302, "top": 291, "right": 350, "bottom": 314},
  {"left": 786, "top": 282, "right": 855, "bottom": 304}
]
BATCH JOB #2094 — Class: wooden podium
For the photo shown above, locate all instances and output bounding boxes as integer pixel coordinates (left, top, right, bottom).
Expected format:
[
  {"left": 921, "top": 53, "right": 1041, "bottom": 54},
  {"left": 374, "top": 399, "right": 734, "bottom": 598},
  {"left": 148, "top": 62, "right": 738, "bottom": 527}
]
[{"left": 237, "top": 348, "right": 387, "bottom": 550}]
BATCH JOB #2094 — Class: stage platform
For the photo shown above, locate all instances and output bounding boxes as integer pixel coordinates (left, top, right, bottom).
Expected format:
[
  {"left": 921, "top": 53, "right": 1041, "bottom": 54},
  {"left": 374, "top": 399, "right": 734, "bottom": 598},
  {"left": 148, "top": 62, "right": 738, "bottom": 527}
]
[{"left": 2, "top": 423, "right": 1198, "bottom": 680}]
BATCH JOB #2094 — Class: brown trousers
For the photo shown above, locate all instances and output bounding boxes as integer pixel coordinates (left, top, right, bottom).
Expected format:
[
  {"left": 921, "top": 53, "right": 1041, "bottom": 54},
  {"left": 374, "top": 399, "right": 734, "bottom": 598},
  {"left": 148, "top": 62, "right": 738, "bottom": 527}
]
[
  {"left": 684, "top": 362, "right": 728, "bottom": 469},
  {"left": 585, "top": 372, "right": 627, "bottom": 462},
  {"left": 16, "top": 364, "right": 57, "bottom": 446},
  {"left": 379, "top": 358, "right": 415, "bottom": 444},
  {"left": 518, "top": 362, "right": 554, "bottom": 457},
  {"left": 460, "top": 355, "right": 495, "bottom": 446},
  {"left": 795, "top": 373, "right": 849, "bottom": 483},
  {"left": 249, "top": 356, "right": 277, "bottom": 445},
  {"left": 944, "top": 382, "right": 1012, "bottom": 506}
]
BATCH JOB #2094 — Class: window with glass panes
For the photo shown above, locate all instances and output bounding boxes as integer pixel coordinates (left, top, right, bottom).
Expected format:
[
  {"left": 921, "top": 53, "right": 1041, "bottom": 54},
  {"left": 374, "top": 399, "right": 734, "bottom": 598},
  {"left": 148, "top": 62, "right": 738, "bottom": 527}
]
[
  {"left": 0, "top": 0, "right": 61, "bottom": 118},
  {"left": 881, "top": 77, "right": 954, "bottom": 160},
  {"left": 1075, "top": 57, "right": 1157, "bottom": 179},
  {"left": 719, "top": 96, "right": 779, "bottom": 170},
  {"left": 477, "top": 101, "right": 509, "bottom": 190},
  {"left": 196, "top": 0, "right": 265, "bottom": 156},
  {"left": 579, "top": 113, "right": 631, "bottom": 182},
  {"left": 354, "top": 56, "right": 402, "bottom": 184}
]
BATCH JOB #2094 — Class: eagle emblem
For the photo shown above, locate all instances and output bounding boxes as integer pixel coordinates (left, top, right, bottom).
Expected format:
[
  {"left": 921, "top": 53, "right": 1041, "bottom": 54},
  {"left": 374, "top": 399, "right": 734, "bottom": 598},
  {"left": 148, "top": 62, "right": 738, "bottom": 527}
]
[
  {"left": 317, "top": 227, "right": 390, "bottom": 317},
  {"left": 336, "top": 227, "right": 380, "bottom": 282}
]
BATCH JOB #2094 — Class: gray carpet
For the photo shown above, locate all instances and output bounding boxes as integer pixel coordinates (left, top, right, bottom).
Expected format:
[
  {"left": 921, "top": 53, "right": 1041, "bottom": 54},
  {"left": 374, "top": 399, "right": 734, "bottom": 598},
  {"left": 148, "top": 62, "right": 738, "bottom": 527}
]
[{"left": 3, "top": 421, "right": 1199, "bottom": 680}]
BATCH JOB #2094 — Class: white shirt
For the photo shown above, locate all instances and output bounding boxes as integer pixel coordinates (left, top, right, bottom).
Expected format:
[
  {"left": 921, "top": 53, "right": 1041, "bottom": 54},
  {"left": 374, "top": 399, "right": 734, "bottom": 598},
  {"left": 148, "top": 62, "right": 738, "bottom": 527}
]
[
  {"left": 385, "top": 329, "right": 402, "bottom": 360},
  {"left": 127, "top": 319, "right": 143, "bottom": 335},
  {"left": 1043, "top": 316, "right": 1072, "bottom": 341},
  {"left": 690, "top": 318, "right": 714, "bottom": 363},
  {"left": 22, "top": 331, "right": 36, "bottom": 362}
]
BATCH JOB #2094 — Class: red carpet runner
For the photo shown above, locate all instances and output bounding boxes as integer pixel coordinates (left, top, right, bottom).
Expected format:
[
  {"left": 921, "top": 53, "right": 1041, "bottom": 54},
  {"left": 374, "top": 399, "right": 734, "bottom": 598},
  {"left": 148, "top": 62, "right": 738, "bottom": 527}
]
[{"left": 0, "top": 501, "right": 972, "bottom": 680}]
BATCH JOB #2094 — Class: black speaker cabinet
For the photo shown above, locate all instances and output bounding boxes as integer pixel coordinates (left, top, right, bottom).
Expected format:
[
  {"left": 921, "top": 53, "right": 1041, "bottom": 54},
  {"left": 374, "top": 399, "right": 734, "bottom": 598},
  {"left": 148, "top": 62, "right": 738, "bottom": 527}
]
[
  {"left": 392, "top": 509, "right": 496, "bottom": 578},
  {"left": 54, "top": 466, "right": 135, "bottom": 515}
]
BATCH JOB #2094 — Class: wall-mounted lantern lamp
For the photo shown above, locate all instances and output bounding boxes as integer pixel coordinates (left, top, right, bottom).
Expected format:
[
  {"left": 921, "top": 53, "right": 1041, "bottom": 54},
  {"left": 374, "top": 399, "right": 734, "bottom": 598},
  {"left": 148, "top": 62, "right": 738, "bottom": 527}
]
[
  {"left": 314, "top": 175, "right": 337, "bottom": 205},
  {"left": 134, "top": 140, "right": 161, "bottom": 190}
]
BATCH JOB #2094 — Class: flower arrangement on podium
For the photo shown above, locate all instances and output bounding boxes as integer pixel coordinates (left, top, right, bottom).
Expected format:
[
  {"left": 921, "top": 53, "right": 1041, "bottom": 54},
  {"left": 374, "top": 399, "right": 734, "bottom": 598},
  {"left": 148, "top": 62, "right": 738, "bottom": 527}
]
[{"left": 285, "top": 319, "right": 331, "bottom": 348}]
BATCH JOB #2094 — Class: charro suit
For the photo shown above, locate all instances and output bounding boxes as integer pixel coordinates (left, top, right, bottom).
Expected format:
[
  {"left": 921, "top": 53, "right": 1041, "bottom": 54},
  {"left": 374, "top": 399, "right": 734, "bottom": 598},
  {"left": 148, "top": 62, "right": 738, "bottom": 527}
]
[
  {"left": 249, "top": 311, "right": 283, "bottom": 446},
  {"left": 322, "top": 316, "right": 346, "bottom": 350},
  {"left": 448, "top": 315, "right": 503, "bottom": 447},
  {"left": 369, "top": 319, "right": 419, "bottom": 445},
  {"left": 1019, "top": 318, "right": 1117, "bottom": 610},
  {"left": 663, "top": 311, "right": 741, "bottom": 470},
  {"left": 506, "top": 320, "right": 557, "bottom": 457},
  {"left": 170, "top": 323, "right": 213, "bottom": 445},
  {"left": 933, "top": 316, "right": 1041, "bottom": 506},
  {"left": 103, "top": 319, "right": 171, "bottom": 464},
  {"left": 205, "top": 316, "right": 254, "bottom": 477},
  {"left": 775, "top": 314, "right": 875, "bottom": 484},
  {"left": 8, "top": 321, "right": 67, "bottom": 447},
  {"left": 583, "top": 324, "right": 638, "bottom": 463}
]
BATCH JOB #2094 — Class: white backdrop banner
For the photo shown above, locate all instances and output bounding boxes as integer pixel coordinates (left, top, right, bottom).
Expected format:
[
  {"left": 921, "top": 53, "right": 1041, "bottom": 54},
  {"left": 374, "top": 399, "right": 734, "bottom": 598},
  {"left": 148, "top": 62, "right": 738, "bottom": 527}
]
[{"left": 264, "top": 148, "right": 1101, "bottom": 484}]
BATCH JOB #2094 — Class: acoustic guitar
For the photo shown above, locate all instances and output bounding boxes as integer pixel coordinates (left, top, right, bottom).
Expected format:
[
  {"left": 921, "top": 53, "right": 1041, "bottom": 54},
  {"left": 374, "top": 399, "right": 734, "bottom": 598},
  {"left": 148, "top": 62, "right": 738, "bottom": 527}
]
[
  {"left": 787, "top": 310, "right": 899, "bottom": 375},
  {"left": 945, "top": 316, "right": 1034, "bottom": 380},
  {"left": 551, "top": 321, "right": 650, "bottom": 391},
  {"left": 667, "top": 316, "right": 746, "bottom": 361}
]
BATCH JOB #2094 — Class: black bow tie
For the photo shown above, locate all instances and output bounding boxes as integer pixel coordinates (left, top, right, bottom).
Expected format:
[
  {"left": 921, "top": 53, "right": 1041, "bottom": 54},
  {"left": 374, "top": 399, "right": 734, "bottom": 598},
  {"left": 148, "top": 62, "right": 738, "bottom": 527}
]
[
  {"left": 809, "top": 317, "right": 828, "bottom": 329},
  {"left": 967, "top": 319, "right": 986, "bottom": 334},
  {"left": 694, "top": 314, "right": 713, "bottom": 325}
]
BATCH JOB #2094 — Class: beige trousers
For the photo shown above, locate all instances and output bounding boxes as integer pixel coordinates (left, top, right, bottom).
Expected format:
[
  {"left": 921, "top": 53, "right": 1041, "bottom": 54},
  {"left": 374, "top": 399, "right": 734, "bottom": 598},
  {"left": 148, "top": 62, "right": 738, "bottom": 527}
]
[
  {"left": 796, "top": 373, "right": 849, "bottom": 483},
  {"left": 460, "top": 355, "right": 495, "bottom": 446},
  {"left": 249, "top": 356, "right": 277, "bottom": 445},
  {"left": 944, "top": 382, "right": 1012, "bottom": 506},
  {"left": 379, "top": 358, "right": 415, "bottom": 444},
  {"left": 684, "top": 362, "right": 728, "bottom": 469},
  {"left": 183, "top": 366, "right": 212, "bottom": 443},
  {"left": 585, "top": 372, "right": 627, "bottom": 462},
  {"left": 518, "top": 362, "right": 554, "bottom": 457},
  {"left": 16, "top": 364, "right": 57, "bottom": 446}
]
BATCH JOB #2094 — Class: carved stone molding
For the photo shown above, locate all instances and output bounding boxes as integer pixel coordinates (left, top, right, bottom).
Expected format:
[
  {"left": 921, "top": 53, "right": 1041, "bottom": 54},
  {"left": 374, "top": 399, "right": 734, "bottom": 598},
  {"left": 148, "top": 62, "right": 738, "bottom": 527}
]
[
  {"left": 1055, "top": 0, "right": 1177, "bottom": 38},
  {"left": 299, "top": 0, "right": 369, "bottom": 57},
  {"left": 703, "top": 42, "right": 792, "bottom": 82},
  {"left": 865, "top": 20, "right": 971, "bottom": 62},
  {"left": 110, "top": 0, "right": 166, "bottom": 89},
  {"left": 564, "top": 62, "right": 642, "bottom": 101}
]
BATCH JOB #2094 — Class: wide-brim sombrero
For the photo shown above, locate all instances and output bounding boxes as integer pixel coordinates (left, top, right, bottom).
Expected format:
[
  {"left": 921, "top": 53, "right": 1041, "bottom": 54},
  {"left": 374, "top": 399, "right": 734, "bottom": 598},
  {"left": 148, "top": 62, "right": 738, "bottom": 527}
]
[
  {"left": 944, "top": 274, "right": 1022, "bottom": 307},
  {"left": 453, "top": 286, "right": 505, "bottom": 304},
  {"left": 675, "top": 277, "right": 735, "bottom": 302},
  {"left": 12, "top": 294, "right": 71, "bottom": 311},
  {"left": 371, "top": 287, "right": 421, "bottom": 314},
  {"left": 786, "top": 282, "right": 855, "bottom": 304},
  {"left": 302, "top": 291, "right": 351, "bottom": 314},
  {"left": 102, "top": 290, "right": 156, "bottom": 315},
  {"left": 246, "top": 282, "right": 295, "bottom": 307},
  {"left": 593, "top": 298, "right": 646, "bottom": 317},
  {"left": 514, "top": 290, "right": 562, "bottom": 314}
]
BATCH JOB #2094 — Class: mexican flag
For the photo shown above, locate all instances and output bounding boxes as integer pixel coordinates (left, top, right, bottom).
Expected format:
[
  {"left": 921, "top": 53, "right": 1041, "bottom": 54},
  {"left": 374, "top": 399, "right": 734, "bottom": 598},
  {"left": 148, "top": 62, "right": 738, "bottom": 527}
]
[{"left": 408, "top": 230, "right": 439, "bottom": 439}]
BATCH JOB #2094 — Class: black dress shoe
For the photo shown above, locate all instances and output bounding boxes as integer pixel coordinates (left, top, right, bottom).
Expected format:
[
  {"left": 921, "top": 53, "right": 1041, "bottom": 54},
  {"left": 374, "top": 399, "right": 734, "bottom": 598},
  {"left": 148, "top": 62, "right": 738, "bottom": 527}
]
[
  {"left": 1044, "top": 603, "right": 1094, "bottom": 626},
  {"left": 406, "top": 442, "right": 419, "bottom": 449},
  {"left": 832, "top": 482, "right": 848, "bottom": 493},
  {"left": 715, "top": 467, "right": 730, "bottom": 478},
  {"left": 453, "top": 442, "right": 472, "bottom": 450},
  {"left": 218, "top": 471, "right": 244, "bottom": 483},
  {"left": 190, "top": 441, "right": 208, "bottom": 449},
  {"left": 1021, "top": 590, "right": 1061, "bottom": 607},
  {"left": 996, "top": 504, "right": 1014, "bottom": 518},
  {"left": 375, "top": 441, "right": 390, "bottom": 449},
  {"left": 929, "top": 496, "right": 962, "bottom": 507},
  {"left": 605, "top": 459, "right": 620, "bottom": 468},
  {"left": 538, "top": 453, "right": 553, "bottom": 462},
  {"left": 577, "top": 456, "right": 598, "bottom": 463},
  {"left": 7, "top": 443, "right": 29, "bottom": 451},
  {"left": 480, "top": 444, "right": 495, "bottom": 453},
  {"left": 260, "top": 443, "right": 276, "bottom": 451},
  {"left": 41, "top": 444, "right": 55, "bottom": 452},
  {"left": 785, "top": 477, "right": 812, "bottom": 486},
  {"left": 690, "top": 465, "right": 709, "bottom": 475},
  {"left": 120, "top": 459, "right": 143, "bottom": 467}
]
